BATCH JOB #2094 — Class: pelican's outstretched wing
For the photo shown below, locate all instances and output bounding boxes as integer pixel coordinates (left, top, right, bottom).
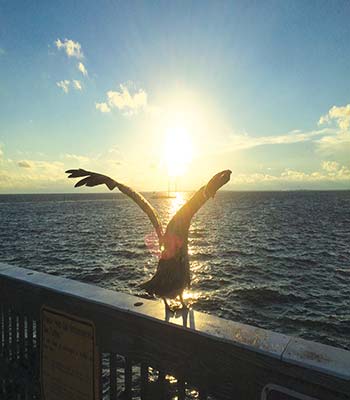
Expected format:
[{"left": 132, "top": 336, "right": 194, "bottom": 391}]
[
  {"left": 165, "top": 170, "right": 232, "bottom": 243},
  {"left": 66, "top": 169, "right": 163, "bottom": 240}
]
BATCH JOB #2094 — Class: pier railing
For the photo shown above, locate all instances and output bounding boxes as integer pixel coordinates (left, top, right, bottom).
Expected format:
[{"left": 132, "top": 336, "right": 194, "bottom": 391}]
[{"left": 0, "top": 262, "right": 349, "bottom": 400}]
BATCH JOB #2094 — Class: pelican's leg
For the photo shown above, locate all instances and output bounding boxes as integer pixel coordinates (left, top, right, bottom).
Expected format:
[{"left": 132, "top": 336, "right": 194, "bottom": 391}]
[
  {"left": 162, "top": 297, "right": 171, "bottom": 311},
  {"left": 163, "top": 297, "right": 175, "bottom": 321},
  {"left": 179, "top": 293, "right": 187, "bottom": 309}
]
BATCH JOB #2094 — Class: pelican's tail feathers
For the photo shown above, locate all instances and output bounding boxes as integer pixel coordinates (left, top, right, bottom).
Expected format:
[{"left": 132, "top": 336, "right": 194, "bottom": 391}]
[{"left": 139, "top": 277, "right": 156, "bottom": 295}]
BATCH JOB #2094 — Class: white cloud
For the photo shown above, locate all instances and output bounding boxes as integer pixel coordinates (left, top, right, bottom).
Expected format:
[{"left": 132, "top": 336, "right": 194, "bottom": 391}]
[
  {"left": 217, "top": 104, "right": 350, "bottom": 156},
  {"left": 0, "top": 146, "right": 124, "bottom": 192},
  {"left": 233, "top": 163, "right": 350, "bottom": 186},
  {"left": 317, "top": 130, "right": 350, "bottom": 149},
  {"left": 319, "top": 104, "right": 350, "bottom": 131},
  {"left": 322, "top": 161, "right": 340, "bottom": 173},
  {"left": 72, "top": 80, "right": 82, "bottom": 90},
  {"left": 78, "top": 62, "right": 88, "bottom": 76},
  {"left": 55, "top": 38, "right": 83, "bottom": 59},
  {"left": 97, "top": 83, "right": 148, "bottom": 116},
  {"left": 54, "top": 41, "right": 88, "bottom": 91},
  {"left": 0, "top": 157, "right": 67, "bottom": 192},
  {"left": 316, "top": 105, "right": 350, "bottom": 153},
  {"left": 222, "top": 128, "right": 333, "bottom": 153},
  {"left": 56, "top": 80, "right": 70, "bottom": 93},
  {"left": 95, "top": 102, "right": 111, "bottom": 113},
  {"left": 56, "top": 80, "right": 83, "bottom": 93}
]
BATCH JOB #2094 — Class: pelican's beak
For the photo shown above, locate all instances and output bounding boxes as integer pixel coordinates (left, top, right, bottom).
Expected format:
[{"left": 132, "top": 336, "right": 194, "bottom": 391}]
[
  {"left": 206, "top": 169, "right": 232, "bottom": 198},
  {"left": 221, "top": 170, "right": 232, "bottom": 185}
]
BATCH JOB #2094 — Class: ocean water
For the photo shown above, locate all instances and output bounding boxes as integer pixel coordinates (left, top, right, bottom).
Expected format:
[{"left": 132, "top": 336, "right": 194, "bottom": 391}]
[{"left": 0, "top": 191, "right": 349, "bottom": 350}]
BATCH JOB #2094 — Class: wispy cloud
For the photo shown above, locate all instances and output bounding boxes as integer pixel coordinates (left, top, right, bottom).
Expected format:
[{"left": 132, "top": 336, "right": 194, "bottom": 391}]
[
  {"left": 216, "top": 104, "right": 350, "bottom": 157},
  {"left": 72, "top": 80, "right": 82, "bottom": 90},
  {"left": 56, "top": 80, "right": 70, "bottom": 93},
  {"left": 56, "top": 80, "right": 83, "bottom": 93},
  {"left": 96, "top": 83, "right": 148, "bottom": 116},
  {"left": 0, "top": 48, "right": 5, "bottom": 56},
  {"left": 17, "top": 160, "right": 33, "bottom": 168},
  {"left": 317, "top": 130, "right": 350, "bottom": 150},
  {"left": 233, "top": 162, "right": 350, "bottom": 186},
  {"left": 77, "top": 62, "right": 88, "bottom": 76},
  {"left": 222, "top": 128, "right": 334, "bottom": 153},
  {"left": 55, "top": 38, "right": 83, "bottom": 59},
  {"left": 95, "top": 102, "right": 111, "bottom": 113}
]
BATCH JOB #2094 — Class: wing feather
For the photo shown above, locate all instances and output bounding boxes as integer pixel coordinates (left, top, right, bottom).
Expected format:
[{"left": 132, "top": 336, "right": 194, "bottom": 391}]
[
  {"left": 66, "top": 169, "right": 163, "bottom": 240},
  {"left": 166, "top": 170, "right": 231, "bottom": 240}
]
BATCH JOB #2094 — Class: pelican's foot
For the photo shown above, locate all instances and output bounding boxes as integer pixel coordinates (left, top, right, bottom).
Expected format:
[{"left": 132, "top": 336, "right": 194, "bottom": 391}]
[
  {"left": 163, "top": 298, "right": 188, "bottom": 313},
  {"left": 169, "top": 302, "right": 183, "bottom": 313},
  {"left": 163, "top": 298, "right": 175, "bottom": 314},
  {"left": 179, "top": 294, "right": 192, "bottom": 311}
]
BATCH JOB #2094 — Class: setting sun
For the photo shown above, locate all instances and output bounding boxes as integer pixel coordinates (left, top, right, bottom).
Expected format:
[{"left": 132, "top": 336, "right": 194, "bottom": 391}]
[{"left": 163, "top": 124, "right": 193, "bottom": 177}]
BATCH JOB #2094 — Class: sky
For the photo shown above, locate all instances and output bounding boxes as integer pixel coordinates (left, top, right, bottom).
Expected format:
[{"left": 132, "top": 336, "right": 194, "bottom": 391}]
[{"left": 0, "top": 0, "right": 350, "bottom": 193}]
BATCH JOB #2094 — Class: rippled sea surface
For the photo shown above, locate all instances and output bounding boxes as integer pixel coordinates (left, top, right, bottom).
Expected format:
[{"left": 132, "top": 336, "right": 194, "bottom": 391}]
[{"left": 1, "top": 191, "right": 349, "bottom": 350}]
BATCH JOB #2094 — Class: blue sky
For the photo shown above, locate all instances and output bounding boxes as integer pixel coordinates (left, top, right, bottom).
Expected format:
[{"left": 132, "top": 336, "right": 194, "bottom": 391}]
[{"left": 1, "top": 1, "right": 350, "bottom": 193}]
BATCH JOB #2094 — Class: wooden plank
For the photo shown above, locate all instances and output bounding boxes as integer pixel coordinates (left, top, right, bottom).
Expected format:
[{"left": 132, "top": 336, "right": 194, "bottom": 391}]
[
  {"left": 18, "top": 313, "right": 25, "bottom": 362},
  {"left": 177, "top": 376, "right": 186, "bottom": 400},
  {"left": 99, "top": 353, "right": 103, "bottom": 400},
  {"left": 3, "top": 306, "right": 9, "bottom": 352},
  {"left": 157, "top": 370, "right": 166, "bottom": 400},
  {"left": 0, "top": 305, "right": 2, "bottom": 353},
  {"left": 109, "top": 352, "right": 117, "bottom": 400},
  {"left": 10, "top": 309, "right": 17, "bottom": 361},
  {"left": 3, "top": 304, "right": 9, "bottom": 396},
  {"left": 35, "top": 318, "right": 40, "bottom": 350},
  {"left": 35, "top": 318, "right": 40, "bottom": 386},
  {"left": 27, "top": 316, "right": 33, "bottom": 358},
  {"left": 124, "top": 357, "right": 132, "bottom": 400},
  {"left": 199, "top": 386, "right": 208, "bottom": 400},
  {"left": 140, "top": 363, "right": 148, "bottom": 399}
]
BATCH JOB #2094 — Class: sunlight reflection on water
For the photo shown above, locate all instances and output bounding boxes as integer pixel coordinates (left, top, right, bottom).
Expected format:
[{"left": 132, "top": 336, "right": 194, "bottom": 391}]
[
  {"left": 168, "top": 192, "right": 186, "bottom": 220},
  {"left": 1, "top": 191, "right": 349, "bottom": 350}
]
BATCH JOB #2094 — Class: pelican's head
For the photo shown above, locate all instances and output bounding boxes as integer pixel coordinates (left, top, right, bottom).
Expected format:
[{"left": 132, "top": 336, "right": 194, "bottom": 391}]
[{"left": 205, "top": 169, "right": 232, "bottom": 198}]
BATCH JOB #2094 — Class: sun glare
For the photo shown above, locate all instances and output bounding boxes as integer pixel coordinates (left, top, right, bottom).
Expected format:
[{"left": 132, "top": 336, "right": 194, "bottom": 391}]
[
  {"left": 169, "top": 192, "right": 186, "bottom": 216},
  {"left": 163, "top": 124, "right": 193, "bottom": 177}
]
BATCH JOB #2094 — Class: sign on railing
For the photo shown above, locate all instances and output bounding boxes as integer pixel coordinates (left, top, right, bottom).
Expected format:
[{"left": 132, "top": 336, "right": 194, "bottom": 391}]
[{"left": 41, "top": 306, "right": 99, "bottom": 400}]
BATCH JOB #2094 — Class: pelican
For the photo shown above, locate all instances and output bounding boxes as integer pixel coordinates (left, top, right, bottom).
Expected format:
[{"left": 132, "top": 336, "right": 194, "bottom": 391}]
[{"left": 65, "top": 168, "right": 231, "bottom": 310}]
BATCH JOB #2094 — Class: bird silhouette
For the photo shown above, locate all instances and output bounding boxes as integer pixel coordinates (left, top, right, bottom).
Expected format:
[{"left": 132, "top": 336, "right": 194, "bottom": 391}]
[{"left": 66, "top": 168, "right": 231, "bottom": 310}]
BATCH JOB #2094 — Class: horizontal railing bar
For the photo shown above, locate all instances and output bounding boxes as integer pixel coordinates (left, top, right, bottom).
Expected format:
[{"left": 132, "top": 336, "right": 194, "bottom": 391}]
[{"left": 0, "top": 262, "right": 289, "bottom": 359}]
